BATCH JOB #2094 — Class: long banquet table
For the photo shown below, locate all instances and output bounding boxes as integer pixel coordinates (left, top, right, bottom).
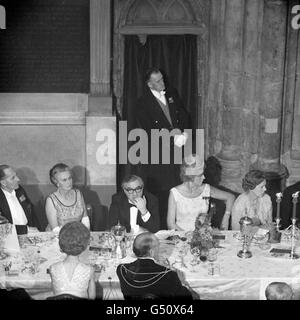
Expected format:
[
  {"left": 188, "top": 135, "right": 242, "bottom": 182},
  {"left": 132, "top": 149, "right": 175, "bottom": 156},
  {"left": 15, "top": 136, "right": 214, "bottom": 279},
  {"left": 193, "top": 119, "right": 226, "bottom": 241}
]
[{"left": 1, "top": 230, "right": 300, "bottom": 300}]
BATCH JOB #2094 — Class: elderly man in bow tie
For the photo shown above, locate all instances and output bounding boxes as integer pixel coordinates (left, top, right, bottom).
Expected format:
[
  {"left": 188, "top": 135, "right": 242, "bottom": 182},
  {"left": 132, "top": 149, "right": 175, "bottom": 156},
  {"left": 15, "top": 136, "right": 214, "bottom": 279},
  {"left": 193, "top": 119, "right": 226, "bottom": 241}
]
[
  {"left": 0, "top": 164, "right": 38, "bottom": 234},
  {"left": 108, "top": 175, "right": 160, "bottom": 234},
  {"left": 134, "top": 67, "right": 191, "bottom": 229}
]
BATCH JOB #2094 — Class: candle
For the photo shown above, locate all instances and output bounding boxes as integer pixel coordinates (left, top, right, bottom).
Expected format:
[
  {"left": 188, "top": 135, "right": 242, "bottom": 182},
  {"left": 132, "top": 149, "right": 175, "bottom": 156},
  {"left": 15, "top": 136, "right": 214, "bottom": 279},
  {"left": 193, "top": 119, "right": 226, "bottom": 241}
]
[
  {"left": 292, "top": 192, "right": 299, "bottom": 220},
  {"left": 275, "top": 192, "right": 282, "bottom": 220}
]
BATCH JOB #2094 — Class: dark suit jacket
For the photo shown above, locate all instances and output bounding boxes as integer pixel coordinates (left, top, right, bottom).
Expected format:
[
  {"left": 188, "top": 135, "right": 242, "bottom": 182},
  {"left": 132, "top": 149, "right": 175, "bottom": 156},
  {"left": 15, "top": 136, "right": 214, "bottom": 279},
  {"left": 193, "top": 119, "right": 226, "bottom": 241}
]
[
  {"left": 116, "top": 258, "right": 193, "bottom": 300},
  {"left": 281, "top": 181, "right": 300, "bottom": 229},
  {"left": 0, "top": 186, "right": 36, "bottom": 233},
  {"left": 134, "top": 87, "right": 191, "bottom": 192},
  {"left": 108, "top": 191, "right": 160, "bottom": 233}
]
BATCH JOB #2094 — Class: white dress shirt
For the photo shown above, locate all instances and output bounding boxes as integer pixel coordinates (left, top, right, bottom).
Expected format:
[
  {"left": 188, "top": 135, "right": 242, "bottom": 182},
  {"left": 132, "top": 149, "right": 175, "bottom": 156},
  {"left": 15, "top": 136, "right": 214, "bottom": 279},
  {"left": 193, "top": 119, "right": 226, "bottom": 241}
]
[
  {"left": 2, "top": 188, "right": 28, "bottom": 225},
  {"left": 128, "top": 200, "right": 151, "bottom": 234},
  {"left": 150, "top": 89, "right": 167, "bottom": 105}
]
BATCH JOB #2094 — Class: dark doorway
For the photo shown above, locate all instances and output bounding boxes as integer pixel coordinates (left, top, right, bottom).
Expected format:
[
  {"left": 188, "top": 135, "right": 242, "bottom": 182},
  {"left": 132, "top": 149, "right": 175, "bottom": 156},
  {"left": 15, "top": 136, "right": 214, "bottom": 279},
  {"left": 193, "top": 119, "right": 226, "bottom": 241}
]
[{"left": 117, "top": 34, "right": 198, "bottom": 189}]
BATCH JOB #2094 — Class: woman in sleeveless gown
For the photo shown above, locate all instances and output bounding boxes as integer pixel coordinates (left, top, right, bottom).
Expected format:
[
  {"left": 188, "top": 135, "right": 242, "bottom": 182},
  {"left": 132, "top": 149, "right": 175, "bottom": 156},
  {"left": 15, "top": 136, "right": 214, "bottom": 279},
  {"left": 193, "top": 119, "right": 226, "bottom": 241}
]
[
  {"left": 45, "top": 163, "right": 90, "bottom": 232},
  {"left": 167, "top": 154, "right": 235, "bottom": 231},
  {"left": 231, "top": 170, "right": 272, "bottom": 230},
  {"left": 49, "top": 221, "right": 96, "bottom": 299}
]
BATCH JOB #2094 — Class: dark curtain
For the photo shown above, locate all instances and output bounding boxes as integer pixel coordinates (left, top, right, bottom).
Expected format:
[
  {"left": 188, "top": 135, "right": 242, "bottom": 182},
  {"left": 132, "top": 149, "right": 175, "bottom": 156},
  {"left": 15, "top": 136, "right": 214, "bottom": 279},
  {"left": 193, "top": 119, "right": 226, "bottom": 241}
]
[{"left": 118, "top": 35, "right": 198, "bottom": 187}]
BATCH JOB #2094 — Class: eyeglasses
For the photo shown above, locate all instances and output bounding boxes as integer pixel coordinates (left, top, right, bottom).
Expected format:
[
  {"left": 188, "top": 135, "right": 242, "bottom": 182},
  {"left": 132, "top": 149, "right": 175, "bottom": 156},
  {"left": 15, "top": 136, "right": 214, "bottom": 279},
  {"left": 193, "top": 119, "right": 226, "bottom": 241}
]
[{"left": 124, "top": 186, "right": 143, "bottom": 194}]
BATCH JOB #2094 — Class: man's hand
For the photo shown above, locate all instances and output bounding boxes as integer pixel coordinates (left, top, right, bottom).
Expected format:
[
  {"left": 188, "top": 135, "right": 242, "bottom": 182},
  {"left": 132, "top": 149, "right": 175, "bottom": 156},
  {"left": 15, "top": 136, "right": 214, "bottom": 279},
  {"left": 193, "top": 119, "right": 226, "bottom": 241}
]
[{"left": 133, "top": 196, "right": 147, "bottom": 215}]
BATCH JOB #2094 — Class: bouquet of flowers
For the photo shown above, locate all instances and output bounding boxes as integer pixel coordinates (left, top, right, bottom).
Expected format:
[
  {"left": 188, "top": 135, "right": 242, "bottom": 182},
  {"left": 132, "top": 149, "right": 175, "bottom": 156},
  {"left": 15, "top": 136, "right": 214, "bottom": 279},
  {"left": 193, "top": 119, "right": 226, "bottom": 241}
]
[{"left": 190, "top": 212, "right": 215, "bottom": 252}]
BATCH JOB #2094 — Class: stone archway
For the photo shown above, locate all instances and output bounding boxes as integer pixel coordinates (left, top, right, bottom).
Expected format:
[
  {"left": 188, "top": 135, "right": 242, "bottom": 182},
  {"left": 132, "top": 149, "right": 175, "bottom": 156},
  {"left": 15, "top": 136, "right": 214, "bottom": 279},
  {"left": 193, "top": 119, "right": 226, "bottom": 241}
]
[{"left": 112, "top": 0, "right": 209, "bottom": 130}]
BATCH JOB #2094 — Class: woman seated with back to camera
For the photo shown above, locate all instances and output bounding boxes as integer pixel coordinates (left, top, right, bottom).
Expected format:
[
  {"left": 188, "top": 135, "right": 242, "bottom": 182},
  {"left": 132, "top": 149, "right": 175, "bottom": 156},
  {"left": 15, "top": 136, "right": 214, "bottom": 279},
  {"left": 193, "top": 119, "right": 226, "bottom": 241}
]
[
  {"left": 45, "top": 163, "right": 90, "bottom": 233},
  {"left": 231, "top": 170, "right": 273, "bottom": 230},
  {"left": 167, "top": 154, "right": 235, "bottom": 231},
  {"left": 49, "top": 221, "right": 96, "bottom": 299}
]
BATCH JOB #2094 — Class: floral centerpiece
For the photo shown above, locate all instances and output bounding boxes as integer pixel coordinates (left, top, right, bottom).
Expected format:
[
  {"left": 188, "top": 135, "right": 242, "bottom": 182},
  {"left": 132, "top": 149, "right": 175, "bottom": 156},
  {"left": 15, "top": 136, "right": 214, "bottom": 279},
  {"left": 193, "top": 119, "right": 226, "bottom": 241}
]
[{"left": 190, "top": 211, "right": 215, "bottom": 255}]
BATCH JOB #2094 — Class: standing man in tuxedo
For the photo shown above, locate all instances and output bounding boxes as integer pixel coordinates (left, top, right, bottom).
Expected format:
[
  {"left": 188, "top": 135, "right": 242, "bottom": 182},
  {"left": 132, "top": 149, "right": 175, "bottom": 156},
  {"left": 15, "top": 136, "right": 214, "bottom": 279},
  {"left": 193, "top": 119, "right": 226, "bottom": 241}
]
[
  {"left": 134, "top": 68, "right": 191, "bottom": 229},
  {"left": 0, "top": 164, "right": 37, "bottom": 234},
  {"left": 108, "top": 175, "right": 160, "bottom": 233}
]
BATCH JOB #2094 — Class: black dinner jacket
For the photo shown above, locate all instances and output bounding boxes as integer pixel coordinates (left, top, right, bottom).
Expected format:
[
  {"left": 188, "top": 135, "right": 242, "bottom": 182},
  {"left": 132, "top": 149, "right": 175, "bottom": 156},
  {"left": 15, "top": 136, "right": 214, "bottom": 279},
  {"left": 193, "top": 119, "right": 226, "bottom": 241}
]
[
  {"left": 0, "top": 186, "right": 35, "bottom": 227},
  {"left": 135, "top": 86, "right": 190, "bottom": 134},
  {"left": 108, "top": 190, "right": 160, "bottom": 233},
  {"left": 280, "top": 181, "right": 300, "bottom": 229},
  {"left": 116, "top": 258, "right": 193, "bottom": 300}
]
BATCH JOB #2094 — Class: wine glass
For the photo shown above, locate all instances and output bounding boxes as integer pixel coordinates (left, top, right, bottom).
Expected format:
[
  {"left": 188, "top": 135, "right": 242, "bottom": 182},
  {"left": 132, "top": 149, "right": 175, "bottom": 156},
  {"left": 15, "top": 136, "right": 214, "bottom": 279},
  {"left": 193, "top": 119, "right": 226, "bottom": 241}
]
[
  {"left": 190, "top": 246, "right": 200, "bottom": 271},
  {"left": 207, "top": 248, "right": 218, "bottom": 275}
]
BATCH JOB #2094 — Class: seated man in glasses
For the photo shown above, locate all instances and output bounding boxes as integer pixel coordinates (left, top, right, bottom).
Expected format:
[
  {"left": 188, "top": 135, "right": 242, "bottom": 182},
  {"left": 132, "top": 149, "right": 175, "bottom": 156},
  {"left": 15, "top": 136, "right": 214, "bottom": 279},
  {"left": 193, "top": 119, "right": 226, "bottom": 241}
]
[{"left": 108, "top": 175, "right": 160, "bottom": 234}]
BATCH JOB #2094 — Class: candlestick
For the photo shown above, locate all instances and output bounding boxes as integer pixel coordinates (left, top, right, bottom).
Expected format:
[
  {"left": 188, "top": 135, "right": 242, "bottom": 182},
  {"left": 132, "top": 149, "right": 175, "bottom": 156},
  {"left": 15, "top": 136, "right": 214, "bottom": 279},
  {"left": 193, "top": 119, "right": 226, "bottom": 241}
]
[
  {"left": 290, "top": 219, "right": 300, "bottom": 259},
  {"left": 292, "top": 192, "right": 299, "bottom": 220},
  {"left": 275, "top": 192, "right": 282, "bottom": 220}
]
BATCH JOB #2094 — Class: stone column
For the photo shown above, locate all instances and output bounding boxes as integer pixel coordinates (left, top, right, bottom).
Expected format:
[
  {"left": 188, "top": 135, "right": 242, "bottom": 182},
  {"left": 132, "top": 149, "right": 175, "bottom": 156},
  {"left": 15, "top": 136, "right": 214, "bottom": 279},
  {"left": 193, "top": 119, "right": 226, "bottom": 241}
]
[
  {"left": 240, "top": 0, "right": 264, "bottom": 173},
  {"left": 217, "top": 0, "right": 245, "bottom": 192},
  {"left": 252, "top": 0, "right": 288, "bottom": 187},
  {"left": 90, "top": 0, "right": 111, "bottom": 95},
  {"left": 87, "top": 0, "right": 116, "bottom": 229},
  {"left": 282, "top": 0, "right": 300, "bottom": 185}
]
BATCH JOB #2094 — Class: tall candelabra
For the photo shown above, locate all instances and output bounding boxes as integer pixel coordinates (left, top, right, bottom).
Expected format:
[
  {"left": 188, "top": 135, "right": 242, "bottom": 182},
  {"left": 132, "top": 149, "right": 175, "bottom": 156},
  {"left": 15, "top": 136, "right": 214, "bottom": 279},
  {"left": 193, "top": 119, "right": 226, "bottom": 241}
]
[
  {"left": 275, "top": 192, "right": 282, "bottom": 231},
  {"left": 285, "top": 192, "right": 300, "bottom": 259},
  {"left": 237, "top": 215, "right": 253, "bottom": 259}
]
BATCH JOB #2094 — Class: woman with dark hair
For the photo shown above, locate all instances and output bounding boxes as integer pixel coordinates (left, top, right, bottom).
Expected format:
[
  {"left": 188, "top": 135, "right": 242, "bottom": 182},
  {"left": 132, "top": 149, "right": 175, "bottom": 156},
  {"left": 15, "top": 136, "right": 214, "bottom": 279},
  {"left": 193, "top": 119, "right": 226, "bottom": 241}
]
[
  {"left": 49, "top": 221, "right": 96, "bottom": 299},
  {"left": 167, "top": 154, "right": 235, "bottom": 231},
  {"left": 231, "top": 170, "right": 273, "bottom": 230},
  {"left": 45, "top": 163, "right": 90, "bottom": 232}
]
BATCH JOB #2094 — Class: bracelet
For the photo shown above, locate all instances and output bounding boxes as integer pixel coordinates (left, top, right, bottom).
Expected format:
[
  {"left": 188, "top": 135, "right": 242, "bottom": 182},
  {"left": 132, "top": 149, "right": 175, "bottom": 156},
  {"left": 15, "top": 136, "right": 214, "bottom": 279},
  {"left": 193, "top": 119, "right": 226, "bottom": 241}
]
[{"left": 141, "top": 210, "right": 149, "bottom": 216}]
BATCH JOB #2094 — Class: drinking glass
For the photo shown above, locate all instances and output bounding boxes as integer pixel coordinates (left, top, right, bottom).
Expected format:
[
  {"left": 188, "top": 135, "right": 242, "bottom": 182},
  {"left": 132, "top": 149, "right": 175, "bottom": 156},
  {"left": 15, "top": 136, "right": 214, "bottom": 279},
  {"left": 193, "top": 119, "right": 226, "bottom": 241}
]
[{"left": 207, "top": 248, "right": 218, "bottom": 275}]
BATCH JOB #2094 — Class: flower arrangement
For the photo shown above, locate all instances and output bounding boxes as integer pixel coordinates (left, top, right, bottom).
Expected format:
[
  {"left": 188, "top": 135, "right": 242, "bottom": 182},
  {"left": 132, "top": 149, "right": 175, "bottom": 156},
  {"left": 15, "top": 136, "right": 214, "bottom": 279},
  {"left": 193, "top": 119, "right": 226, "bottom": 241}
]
[{"left": 190, "top": 211, "right": 215, "bottom": 252}]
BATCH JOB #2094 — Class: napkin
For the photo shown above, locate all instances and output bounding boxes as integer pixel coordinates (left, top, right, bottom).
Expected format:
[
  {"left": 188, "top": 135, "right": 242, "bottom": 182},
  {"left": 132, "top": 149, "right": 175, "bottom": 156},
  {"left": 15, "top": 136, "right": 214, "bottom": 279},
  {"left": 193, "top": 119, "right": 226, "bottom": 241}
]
[{"left": 155, "top": 229, "right": 176, "bottom": 240}]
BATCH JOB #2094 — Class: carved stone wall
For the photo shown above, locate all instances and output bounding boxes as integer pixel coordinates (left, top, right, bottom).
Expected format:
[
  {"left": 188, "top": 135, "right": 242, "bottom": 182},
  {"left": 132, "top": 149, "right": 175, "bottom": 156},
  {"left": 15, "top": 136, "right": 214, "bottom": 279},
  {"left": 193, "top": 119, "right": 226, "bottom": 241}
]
[
  {"left": 113, "top": 0, "right": 299, "bottom": 192},
  {"left": 209, "top": 0, "right": 293, "bottom": 192}
]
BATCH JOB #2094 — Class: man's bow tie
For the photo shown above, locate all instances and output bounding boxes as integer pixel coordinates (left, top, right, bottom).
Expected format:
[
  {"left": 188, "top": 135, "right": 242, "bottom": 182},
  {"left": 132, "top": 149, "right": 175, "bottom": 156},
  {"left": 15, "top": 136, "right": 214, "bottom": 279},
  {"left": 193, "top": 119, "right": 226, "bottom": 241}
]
[
  {"left": 160, "top": 90, "right": 165, "bottom": 96},
  {"left": 129, "top": 202, "right": 136, "bottom": 208}
]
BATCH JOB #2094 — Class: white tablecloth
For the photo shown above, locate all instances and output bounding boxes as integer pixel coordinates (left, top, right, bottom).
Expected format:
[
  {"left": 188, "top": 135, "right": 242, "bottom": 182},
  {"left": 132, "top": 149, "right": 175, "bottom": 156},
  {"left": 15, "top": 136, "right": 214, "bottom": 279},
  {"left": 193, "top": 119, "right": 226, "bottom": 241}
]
[{"left": 1, "top": 231, "right": 300, "bottom": 300}]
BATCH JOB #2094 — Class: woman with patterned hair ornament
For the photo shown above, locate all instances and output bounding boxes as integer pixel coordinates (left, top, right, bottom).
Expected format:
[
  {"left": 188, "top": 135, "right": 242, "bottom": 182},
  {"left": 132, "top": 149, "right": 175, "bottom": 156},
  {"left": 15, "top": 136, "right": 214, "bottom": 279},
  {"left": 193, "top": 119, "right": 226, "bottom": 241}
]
[
  {"left": 231, "top": 170, "right": 273, "bottom": 230},
  {"left": 167, "top": 154, "right": 235, "bottom": 231}
]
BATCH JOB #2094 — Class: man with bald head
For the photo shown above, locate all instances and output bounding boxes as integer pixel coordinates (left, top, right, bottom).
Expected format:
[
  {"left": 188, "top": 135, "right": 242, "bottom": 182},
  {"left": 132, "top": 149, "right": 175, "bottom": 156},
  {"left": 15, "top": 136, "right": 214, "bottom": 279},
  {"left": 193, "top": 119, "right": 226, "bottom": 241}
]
[
  {"left": 116, "top": 232, "right": 192, "bottom": 300},
  {"left": 265, "top": 282, "right": 294, "bottom": 300},
  {"left": 0, "top": 164, "right": 37, "bottom": 234}
]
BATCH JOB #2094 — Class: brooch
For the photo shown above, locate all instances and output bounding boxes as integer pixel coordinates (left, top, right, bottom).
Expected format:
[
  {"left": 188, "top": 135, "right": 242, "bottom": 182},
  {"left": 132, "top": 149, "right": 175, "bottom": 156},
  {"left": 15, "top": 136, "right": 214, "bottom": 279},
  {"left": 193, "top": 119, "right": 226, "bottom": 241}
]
[
  {"left": 168, "top": 97, "right": 174, "bottom": 104},
  {"left": 19, "top": 195, "right": 26, "bottom": 202}
]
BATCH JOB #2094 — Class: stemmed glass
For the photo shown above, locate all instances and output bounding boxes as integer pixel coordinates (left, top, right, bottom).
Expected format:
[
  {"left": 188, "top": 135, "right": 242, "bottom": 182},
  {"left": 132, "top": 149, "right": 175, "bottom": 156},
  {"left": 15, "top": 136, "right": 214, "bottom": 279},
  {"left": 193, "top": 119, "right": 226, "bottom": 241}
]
[
  {"left": 190, "top": 247, "right": 200, "bottom": 271},
  {"left": 176, "top": 242, "right": 187, "bottom": 268},
  {"left": 207, "top": 248, "right": 218, "bottom": 275}
]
